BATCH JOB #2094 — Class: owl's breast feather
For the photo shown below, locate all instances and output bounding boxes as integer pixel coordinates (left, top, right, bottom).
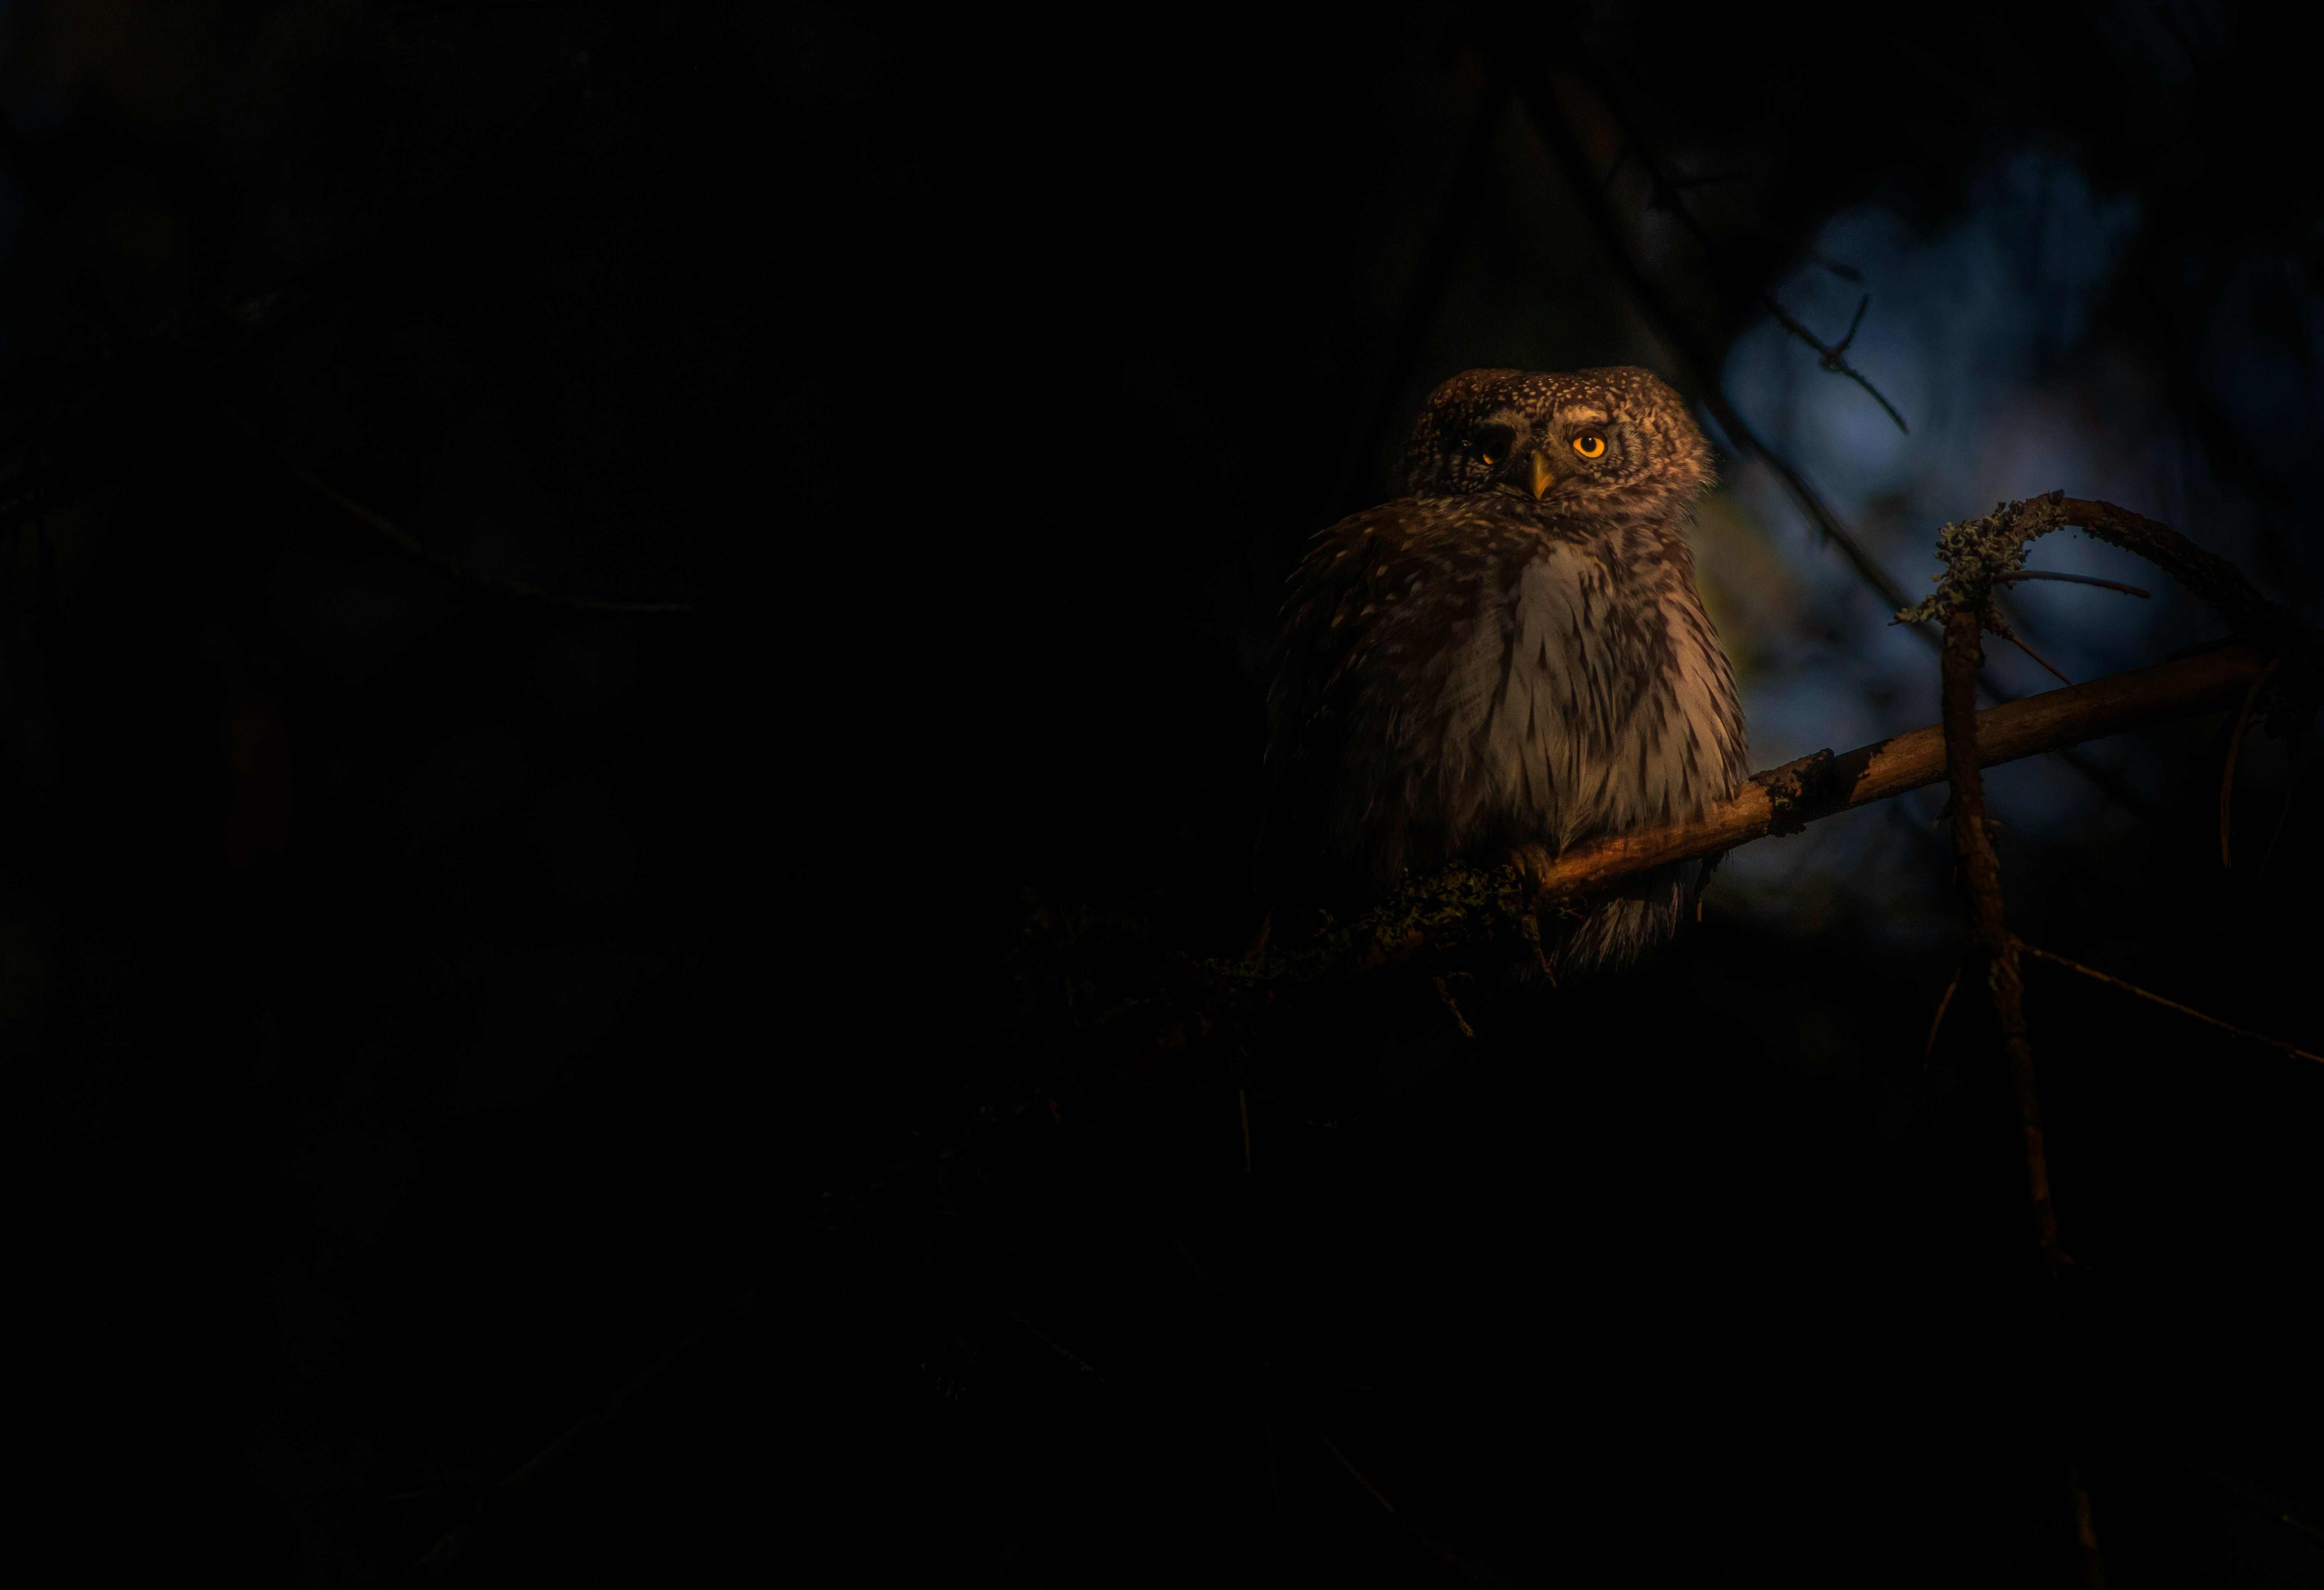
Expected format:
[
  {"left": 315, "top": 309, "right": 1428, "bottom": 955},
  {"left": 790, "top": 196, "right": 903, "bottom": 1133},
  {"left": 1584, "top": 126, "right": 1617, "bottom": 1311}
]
[{"left": 1267, "top": 497, "right": 1743, "bottom": 890}]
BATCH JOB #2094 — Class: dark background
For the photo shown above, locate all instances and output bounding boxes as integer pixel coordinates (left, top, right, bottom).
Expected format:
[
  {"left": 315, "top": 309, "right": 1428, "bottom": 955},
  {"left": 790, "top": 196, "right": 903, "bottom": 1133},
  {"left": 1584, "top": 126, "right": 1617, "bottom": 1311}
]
[{"left": 2, "top": 3, "right": 2318, "bottom": 1585}]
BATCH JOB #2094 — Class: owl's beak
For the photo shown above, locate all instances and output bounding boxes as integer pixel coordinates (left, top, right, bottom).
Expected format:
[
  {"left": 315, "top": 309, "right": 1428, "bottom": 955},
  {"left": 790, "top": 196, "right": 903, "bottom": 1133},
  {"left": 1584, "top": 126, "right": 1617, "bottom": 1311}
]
[{"left": 1529, "top": 449, "right": 1557, "bottom": 499}]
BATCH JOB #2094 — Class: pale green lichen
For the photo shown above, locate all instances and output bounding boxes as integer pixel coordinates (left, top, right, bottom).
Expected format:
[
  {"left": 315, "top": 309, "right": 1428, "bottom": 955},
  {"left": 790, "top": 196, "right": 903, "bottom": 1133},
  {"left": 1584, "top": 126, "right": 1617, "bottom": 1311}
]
[{"left": 1894, "top": 501, "right": 2037, "bottom": 632}]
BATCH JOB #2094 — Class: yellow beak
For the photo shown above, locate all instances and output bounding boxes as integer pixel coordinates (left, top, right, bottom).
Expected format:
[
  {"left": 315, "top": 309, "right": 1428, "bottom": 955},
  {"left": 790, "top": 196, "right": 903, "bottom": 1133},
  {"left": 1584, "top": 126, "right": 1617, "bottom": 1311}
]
[{"left": 1530, "top": 449, "right": 1557, "bottom": 499}]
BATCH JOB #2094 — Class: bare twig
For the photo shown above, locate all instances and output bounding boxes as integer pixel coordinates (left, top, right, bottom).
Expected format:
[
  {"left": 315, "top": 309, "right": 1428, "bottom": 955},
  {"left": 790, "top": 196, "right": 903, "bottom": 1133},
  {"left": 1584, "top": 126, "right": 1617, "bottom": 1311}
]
[
  {"left": 1925, "top": 963, "right": 1964, "bottom": 1057},
  {"left": 420, "top": 1266, "right": 782, "bottom": 1574},
  {"left": 2259, "top": 736, "right": 2301, "bottom": 877},
  {"left": 2005, "top": 631, "right": 2074, "bottom": 685},
  {"left": 2220, "top": 657, "right": 2286, "bottom": 869},
  {"left": 1316, "top": 1430, "right": 1398, "bottom": 1514},
  {"left": 2014, "top": 940, "right": 2322, "bottom": 1065},
  {"left": 1501, "top": 60, "right": 1914, "bottom": 614},
  {"left": 1432, "top": 975, "right": 1477, "bottom": 1039},
  {"left": 1939, "top": 613, "right": 2064, "bottom": 1281},
  {"left": 1349, "top": 78, "right": 1511, "bottom": 499},
  {"left": 1546, "top": 47, "right": 1909, "bottom": 435},
  {"left": 1993, "top": 571, "right": 2151, "bottom": 598},
  {"left": 1760, "top": 292, "right": 1911, "bottom": 433},
  {"left": 1314, "top": 1431, "right": 1520, "bottom": 1590},
  {"left": 2045, "top": 496, "right": 2303, "bottom": 647},
  {"left": 226, "top": 413, "right": 691, "bottom": 615},
  {"left": 2196, "top": 1466, "right": 2324, "bottom": 1545},
  {"left": 1008, "top": 1310, "right": 1115, "bottom": 1386}
]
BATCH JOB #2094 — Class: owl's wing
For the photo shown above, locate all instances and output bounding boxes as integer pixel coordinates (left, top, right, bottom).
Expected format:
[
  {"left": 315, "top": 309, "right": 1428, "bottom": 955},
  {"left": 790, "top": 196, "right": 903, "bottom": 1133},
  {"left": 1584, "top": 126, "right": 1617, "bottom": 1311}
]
[{"left": 1260, "top": 500, "right": 1435, "bottom": 897}]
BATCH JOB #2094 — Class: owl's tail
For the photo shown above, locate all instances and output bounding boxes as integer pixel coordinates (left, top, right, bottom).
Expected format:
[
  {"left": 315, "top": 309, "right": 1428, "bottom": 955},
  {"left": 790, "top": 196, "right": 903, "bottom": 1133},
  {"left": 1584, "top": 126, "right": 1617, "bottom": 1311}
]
[{"left": 1551, "top": 858, "right": 1705, "bottom": 978}]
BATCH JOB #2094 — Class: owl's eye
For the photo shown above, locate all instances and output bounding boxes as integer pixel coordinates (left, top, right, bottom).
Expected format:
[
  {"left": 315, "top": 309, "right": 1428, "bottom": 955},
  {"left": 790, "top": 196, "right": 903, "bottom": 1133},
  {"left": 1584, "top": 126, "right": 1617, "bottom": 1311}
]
[
  {"left": 1470, "top": 424, "right": 1516, "bottom": 466},
  {"left": 1572, "top": 433, "right": 1607, "bottom": 460}
]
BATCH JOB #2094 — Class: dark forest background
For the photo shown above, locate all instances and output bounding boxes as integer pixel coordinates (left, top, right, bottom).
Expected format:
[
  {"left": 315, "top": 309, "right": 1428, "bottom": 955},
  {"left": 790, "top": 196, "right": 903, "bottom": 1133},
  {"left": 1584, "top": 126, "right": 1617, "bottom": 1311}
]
[{"left": 2, "top": 3, "right": 2318, "bottom": 1585}]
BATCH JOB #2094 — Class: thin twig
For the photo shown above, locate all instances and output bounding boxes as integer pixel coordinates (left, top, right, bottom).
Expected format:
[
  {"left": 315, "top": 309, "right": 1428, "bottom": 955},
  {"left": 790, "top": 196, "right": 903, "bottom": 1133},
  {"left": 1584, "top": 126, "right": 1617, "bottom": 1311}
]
[
  {"left": 2014, "top": 939, "right": 2322, "bottom": 1065},
  {"left": 1314, "top": 1431, "right": 1520, "bottom": 1589},
  {"left": 1925, "top": 963, "right": 1963, "bottom": 1058},
  {"left": 225, "top": 412, "right": 691, "bottom": 614},
  {"left": 1501, "top": 60, "right": 1914, "bottom": 613},
  {"left": 1008, "top": 1310, "right": 1115, "bottom": 1387},
  {"left": 421, "top": 1262, "right": 780, "bottom": 1572},
  {"left": 2220, "top": 657, "right": 2285, "bottom": 869},
  {"left": 1553, "top": 44, "right": 1909, "bottom": 436},
  {"left": 1994, "top": 571, "right": 2151, "bottom": 597},
  {"left": 2005, "top": 631, "right": 2074, "bottom": 685},
  {"left": 1316, "top": 1430, "right": 1398, "bottom": 1513},
  {"left": 1432, "top": 975, "right": 1477, "bottom": 1039},
  {"left": 2258, "top": 735, "right": 2300, "bottom": 877},
  {"left": 1759, "top": 292, "right": 1911, "bottom": 433},
  {"left": 1941, "top": 614, "right": 2064, "bottom": 1284},
  {"left": 2196, "top": 1466, "right": 2324, "bottom": 1545}
]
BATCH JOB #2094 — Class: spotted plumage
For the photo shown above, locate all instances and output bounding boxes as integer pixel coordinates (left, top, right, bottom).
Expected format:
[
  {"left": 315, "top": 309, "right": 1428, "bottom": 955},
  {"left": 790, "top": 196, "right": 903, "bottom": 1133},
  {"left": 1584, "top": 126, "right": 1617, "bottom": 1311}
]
[{"left": 1262, "top": 366, "right": 1747, "bottom": 975}]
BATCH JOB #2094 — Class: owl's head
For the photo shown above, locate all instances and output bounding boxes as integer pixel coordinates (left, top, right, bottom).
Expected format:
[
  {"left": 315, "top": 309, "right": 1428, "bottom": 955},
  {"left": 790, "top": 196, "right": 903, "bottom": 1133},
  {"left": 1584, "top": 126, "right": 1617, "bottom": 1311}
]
[{"left": 1398, "top": 366, "right": 1715, "bottom": 521}]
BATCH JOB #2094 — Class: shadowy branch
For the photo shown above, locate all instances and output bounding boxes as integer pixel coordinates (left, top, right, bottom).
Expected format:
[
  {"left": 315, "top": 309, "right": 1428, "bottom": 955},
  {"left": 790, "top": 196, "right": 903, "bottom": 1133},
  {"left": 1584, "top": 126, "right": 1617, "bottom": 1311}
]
[
  {"left": 2015, "top": 940, "right": 2321, "bottom": 1065},
  {"left": 1896, "top": 486, "right": 2321, "bottom": 1590},
  {"left": 1759, "top": 292, "right": 1911, "bottom": 433},
  {"left": 1349, "top": 78, "right": 1512, "bottom": 500},
  {"left": 1551, "top": 48, "right": 1910, "bottom": 436},
  {"left": 1501, "top": 59, "right": 1917, "bottom": 612},
  {"left": 1994, "top": 571, "right": 2152, "bottom": 598},
  {"left": 225, "top": 413, "right": 691, "bottom": 615},
  {"left": 1315, "top": 1431, "right": 1521, "bottom": 1590},
  {"left": 2220, "top": 657, "right": 2286, "bottom": 869},
  {"left": 1941, "top": 584, "right": 2107, "bottom": 1585}
]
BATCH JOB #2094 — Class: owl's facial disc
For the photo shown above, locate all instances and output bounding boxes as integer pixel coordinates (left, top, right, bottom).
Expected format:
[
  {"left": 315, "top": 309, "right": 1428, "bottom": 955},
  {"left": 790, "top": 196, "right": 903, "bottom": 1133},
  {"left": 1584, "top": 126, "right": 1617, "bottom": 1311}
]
[
  {"left": 1402, "top": 367, "right": 1714, "bottom": 511},
  {"left": 1479, "top": 404, "right": 1625, "bottom": 500}
]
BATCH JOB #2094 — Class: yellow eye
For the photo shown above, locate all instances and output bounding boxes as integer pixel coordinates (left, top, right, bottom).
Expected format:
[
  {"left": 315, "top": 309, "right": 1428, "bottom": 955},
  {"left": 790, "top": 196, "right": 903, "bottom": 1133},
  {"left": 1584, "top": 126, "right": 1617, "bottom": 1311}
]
[
  {"left": 1572, "top": 433, "right": 1607, "bottom": 459},
  {"left": 1479, "top": 452, "right": 1495, "bottom": 465}
]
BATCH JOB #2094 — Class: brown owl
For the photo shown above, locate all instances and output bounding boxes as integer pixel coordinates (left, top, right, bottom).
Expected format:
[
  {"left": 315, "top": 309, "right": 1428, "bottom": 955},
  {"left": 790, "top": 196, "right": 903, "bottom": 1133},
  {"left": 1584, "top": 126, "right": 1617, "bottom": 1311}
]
[{"left": 1262, "top": 366, "right": 1747, "bottom": 975}]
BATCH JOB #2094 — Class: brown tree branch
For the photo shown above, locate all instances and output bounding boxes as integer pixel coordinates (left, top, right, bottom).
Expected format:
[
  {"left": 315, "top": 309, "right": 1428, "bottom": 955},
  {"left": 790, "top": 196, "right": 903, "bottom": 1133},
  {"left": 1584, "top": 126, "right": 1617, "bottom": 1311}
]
[
  {"left": 1527, "top": 643, "right": 2271, "bottom": 904},
  {"left": 2014, "top": 940, "right": 2323, "bottom": 1065},
  {"left": 1939, "top": 611, "right": 2065, "bottom": 1286},
  {"left": 1943, "top": 600, "right": 2106, "bottom": 1588}
]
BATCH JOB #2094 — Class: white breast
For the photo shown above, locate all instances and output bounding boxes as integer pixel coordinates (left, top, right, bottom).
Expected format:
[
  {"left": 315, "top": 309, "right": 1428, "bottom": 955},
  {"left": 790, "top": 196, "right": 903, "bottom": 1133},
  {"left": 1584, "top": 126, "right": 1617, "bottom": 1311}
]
[{"left": 1426, "top": 540, "right": 1743, "bottom": 855}]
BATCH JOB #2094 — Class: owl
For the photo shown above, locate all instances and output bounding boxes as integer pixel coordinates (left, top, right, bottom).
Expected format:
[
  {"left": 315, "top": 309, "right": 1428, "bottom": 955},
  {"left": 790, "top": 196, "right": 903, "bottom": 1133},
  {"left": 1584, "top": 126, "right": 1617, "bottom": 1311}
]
[{"left": 1261, "top": 366, "right": 1747, "bottom": 976}]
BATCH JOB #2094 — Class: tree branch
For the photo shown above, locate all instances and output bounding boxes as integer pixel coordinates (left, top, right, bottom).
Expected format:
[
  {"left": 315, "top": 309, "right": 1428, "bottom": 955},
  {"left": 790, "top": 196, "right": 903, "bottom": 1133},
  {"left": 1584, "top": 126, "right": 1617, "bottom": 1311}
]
[
  {"left": 1526, "top": 643, "right": 2270, "bottom": 904},
  {"left": 225, "top": 412, "right": 691, "bottom": 615}
]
